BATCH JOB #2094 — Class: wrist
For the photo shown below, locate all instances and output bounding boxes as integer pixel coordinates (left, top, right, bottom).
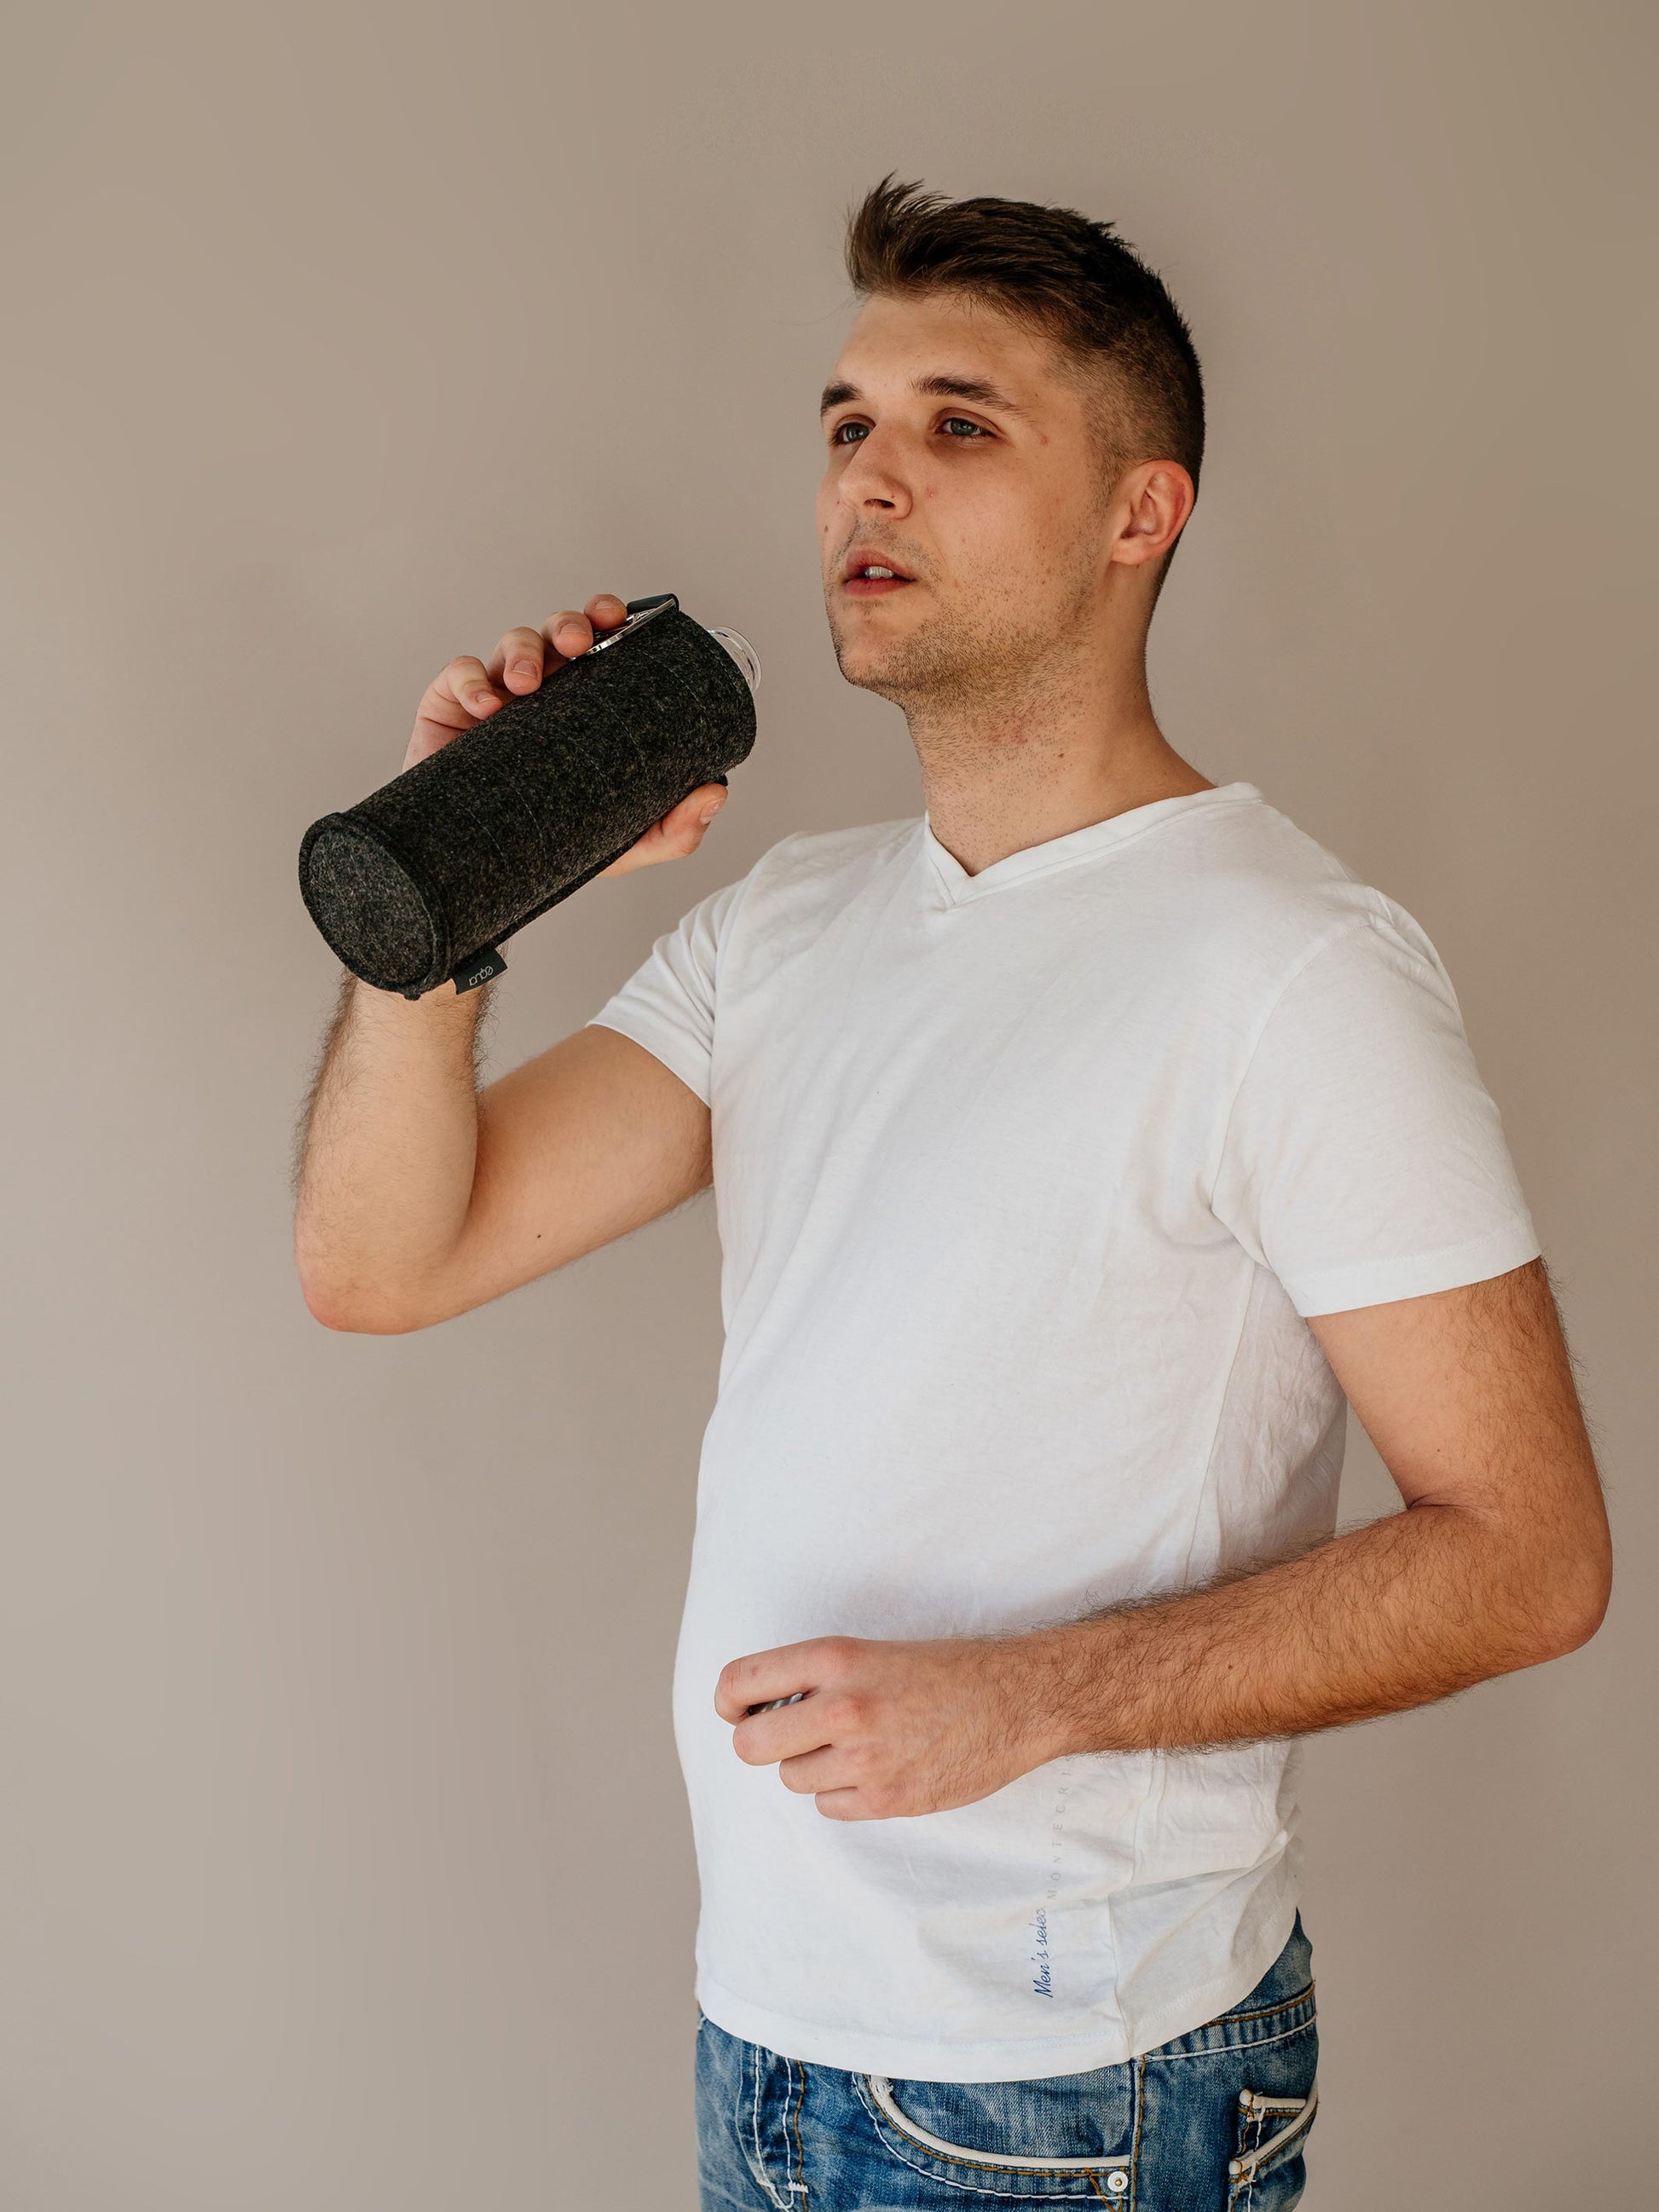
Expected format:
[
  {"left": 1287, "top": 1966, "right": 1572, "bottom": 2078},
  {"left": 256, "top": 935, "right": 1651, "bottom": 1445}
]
[
  {"left": 351, "top": 970, "right": 484, "bottom": 1015},
  {"left": 1003, "top": 1622, "right": 1113, "bottom": 1766}
]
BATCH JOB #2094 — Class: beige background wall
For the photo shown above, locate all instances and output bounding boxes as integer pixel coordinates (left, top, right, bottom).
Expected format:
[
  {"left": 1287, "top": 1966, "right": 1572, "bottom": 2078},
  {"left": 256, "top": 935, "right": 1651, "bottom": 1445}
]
[{"left": 3, "top": 3, "right": 1653, "bottom": 2204}]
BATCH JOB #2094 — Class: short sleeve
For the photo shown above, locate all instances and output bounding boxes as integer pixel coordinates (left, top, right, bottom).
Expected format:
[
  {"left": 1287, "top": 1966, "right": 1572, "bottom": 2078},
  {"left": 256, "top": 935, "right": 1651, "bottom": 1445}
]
[
  {"left": 1209, "top": 912, "right": 1542, "bottom": 1316},
  {"left": 583, "top": 870, "right": 752, "bottom": 1106}
]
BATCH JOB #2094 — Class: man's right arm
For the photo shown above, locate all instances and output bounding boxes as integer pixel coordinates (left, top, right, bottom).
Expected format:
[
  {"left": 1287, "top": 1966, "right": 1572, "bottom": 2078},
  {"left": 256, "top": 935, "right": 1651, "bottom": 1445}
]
[{"left": 292, "top": 592, "right": 727, "bottom": 1335}]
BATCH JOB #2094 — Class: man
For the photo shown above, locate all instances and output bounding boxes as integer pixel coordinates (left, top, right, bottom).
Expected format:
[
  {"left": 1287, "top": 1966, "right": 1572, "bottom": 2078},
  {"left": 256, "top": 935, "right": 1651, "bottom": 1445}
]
[{"left": 294, "top": 177, "right": 1611, "bottom": 2208}]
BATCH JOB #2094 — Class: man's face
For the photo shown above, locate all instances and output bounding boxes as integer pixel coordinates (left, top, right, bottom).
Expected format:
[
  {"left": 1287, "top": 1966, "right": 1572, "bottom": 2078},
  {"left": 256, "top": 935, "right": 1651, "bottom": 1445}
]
[{"left": 817, "top": 288, "right": 1118, "bottom": 706}]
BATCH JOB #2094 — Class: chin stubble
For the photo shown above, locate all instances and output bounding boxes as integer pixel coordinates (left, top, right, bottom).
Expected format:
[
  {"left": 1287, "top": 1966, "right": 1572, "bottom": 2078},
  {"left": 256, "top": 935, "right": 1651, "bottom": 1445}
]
[{"left": 828, "top": 555, "right": 1098, "bottom": 719}]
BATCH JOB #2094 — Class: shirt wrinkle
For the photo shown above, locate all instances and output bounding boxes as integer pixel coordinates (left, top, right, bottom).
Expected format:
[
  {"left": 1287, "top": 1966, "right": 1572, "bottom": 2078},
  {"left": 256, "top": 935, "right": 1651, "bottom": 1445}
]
[{"left": 581, "top": 780, "right": 1540, "bottom": 2082}]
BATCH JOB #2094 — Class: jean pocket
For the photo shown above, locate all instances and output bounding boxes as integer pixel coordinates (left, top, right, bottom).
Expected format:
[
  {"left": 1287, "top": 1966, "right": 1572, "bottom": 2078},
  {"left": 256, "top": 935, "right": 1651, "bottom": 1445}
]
[
  {"left": 859, "top": 2071, "right": 1134, "bottom": 2200},
  {"left": 1226, "top": 2077, "right": 1318, "bottom": 2205}
]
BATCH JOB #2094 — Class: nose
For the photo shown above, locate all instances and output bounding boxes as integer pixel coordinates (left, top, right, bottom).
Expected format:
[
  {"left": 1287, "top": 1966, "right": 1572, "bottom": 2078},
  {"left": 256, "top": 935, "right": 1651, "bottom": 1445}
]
[{"left": 836, "top": 424, "right": 913, "bottom": 518}]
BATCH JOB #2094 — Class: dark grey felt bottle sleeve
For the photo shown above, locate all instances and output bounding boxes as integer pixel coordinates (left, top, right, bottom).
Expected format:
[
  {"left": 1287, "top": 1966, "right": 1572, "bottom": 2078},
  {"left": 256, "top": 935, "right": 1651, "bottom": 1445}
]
[{"left": 297, "top": 602, "right": 756, "bottom": 998}]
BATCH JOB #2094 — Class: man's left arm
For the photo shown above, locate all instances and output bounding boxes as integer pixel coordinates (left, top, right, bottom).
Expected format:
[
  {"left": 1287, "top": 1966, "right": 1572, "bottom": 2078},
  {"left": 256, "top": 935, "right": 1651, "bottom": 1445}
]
[{"left": 716, "top": 1255, "right": 1611, "bottom": 1819}]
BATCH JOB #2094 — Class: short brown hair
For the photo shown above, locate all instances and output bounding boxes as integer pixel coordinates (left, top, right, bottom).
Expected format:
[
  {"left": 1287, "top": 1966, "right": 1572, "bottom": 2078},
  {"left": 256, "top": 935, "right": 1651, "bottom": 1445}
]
[{"left": 843, "top": 175, "right": 1205, "bottom": 599}]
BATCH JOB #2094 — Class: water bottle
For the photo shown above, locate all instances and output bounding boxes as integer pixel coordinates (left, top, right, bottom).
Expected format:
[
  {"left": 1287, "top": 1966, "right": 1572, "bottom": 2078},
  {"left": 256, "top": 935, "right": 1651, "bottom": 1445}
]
[{"left": 298, "top": 593, "right": 759, "bottom": 997}]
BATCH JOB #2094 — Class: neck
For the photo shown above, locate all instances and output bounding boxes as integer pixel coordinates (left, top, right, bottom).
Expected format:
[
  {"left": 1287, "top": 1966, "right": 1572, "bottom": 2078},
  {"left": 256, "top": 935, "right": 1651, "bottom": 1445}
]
[{"left": 905, "top": 633, "right": 1214, "bottom": 878}]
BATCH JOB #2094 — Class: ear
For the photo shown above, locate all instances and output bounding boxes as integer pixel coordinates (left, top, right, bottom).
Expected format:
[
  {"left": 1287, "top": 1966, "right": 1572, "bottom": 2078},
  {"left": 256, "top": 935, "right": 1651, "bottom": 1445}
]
[{"left": 1107, "top": 459, "right": 1195, "bottom": 573}]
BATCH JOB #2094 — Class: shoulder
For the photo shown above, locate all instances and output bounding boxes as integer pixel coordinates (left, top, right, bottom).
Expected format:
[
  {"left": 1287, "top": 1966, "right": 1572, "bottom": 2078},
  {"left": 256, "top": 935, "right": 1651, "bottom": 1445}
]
[{"left": 1170, "top": 788, "right": 1448, "bottom": 1003}]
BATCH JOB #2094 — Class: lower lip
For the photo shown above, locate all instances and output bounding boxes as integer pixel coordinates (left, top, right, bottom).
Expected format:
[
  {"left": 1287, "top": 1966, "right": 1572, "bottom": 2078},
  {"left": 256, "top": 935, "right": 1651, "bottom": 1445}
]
[{"left": 843, "top": 575, "right": 913, "bottom": 597}]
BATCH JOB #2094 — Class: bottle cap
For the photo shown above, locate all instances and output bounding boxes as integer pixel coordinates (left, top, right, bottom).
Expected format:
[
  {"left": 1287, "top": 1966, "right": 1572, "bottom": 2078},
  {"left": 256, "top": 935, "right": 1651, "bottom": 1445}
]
[{"left": 706, "top": 627, "right": 760, "bottom": 695}]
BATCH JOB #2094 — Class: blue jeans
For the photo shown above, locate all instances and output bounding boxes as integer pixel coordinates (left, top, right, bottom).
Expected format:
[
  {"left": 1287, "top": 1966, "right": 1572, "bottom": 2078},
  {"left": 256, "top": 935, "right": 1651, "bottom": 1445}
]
[{"left": 695, "top": 1914, "right": 1317, "bottom": 2209}]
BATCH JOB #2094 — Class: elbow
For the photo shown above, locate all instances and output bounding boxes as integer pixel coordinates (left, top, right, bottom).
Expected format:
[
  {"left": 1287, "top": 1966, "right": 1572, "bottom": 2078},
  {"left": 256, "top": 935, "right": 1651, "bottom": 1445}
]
[
  {"left": 1543, "top": 1554, "right": 1613, "bottom": 1660},
  {"left": 1529, "top": 1530, "right": 1614, "bottom": 1664},
  {"left": 306, "top": 1302, "right": 418, "bottom": 1337},
  {"left": 298, "top": 1268, "right": 428, "bottom": 1336},
  {"left": 293, "top": 1224, "right": 444, "bottom": 1335}
]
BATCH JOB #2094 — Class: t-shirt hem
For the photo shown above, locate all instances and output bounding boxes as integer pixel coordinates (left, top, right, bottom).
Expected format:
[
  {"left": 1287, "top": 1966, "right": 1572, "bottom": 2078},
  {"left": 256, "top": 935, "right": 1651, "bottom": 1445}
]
[
  {"left": 584, "top": 1010, "right": 712, "bottom": 1107},
  {"left": 1118, "top": 1891, "right": 1302, "bottom": 2061},
  {"left": 692, "top": 1896, "right": 1303, "bottom": 2083},
  {"left": 1284, "top": 1216, "right": 1542, "bottom": 1318}
]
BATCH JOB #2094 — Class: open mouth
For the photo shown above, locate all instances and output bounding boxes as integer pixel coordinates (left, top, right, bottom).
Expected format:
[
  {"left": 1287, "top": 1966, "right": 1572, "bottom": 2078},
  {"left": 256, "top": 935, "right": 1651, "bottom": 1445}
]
[{"left": 843, "top": 554, "right": 915, "bottom": 598}]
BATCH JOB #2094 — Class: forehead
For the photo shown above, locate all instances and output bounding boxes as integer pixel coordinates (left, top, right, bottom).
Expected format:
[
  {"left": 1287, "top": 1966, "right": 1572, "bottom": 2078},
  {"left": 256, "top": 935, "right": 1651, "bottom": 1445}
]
[{"left": 828, "top": 288, "right": 1078, "bottom": 413}]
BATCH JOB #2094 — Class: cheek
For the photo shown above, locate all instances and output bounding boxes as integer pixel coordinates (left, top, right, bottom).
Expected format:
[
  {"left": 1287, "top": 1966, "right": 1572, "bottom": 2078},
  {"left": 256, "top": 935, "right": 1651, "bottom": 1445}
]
[
  {"left": 932, "top": 473, "right": 1030, "bottom": 551},
  {"left": 937, "top": 507, "right": 1040, "bottom": 589}
]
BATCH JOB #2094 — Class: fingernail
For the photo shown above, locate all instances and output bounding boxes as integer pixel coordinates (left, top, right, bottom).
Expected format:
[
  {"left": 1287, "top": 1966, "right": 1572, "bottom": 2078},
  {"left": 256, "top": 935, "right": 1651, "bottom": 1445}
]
[
  {"left": 470, "top": 690, "right": 496, "bottom": 711},
  {"left": 511, "top": 659, "right": 537, "bottom": 679},
  {"left": 699, "top": 803, "right": 725, "bottom": 826}
]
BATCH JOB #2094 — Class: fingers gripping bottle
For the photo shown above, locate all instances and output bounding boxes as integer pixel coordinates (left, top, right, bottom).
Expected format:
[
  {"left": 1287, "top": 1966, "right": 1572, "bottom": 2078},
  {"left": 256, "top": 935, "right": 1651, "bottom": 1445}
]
[{"left": 298, "top": 594, "right": 760, "bottom": 997}]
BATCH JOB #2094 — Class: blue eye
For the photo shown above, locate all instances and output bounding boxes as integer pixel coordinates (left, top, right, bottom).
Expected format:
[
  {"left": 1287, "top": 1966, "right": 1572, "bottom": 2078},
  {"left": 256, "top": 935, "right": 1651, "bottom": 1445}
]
[{"left": 831, "top": 417, "right": 991, "bottom": 445}]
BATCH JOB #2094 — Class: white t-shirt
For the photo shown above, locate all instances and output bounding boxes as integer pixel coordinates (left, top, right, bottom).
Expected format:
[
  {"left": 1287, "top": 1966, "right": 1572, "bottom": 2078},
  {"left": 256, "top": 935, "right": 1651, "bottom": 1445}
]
[{"left": 586, "top": 780, "right": 1540, "bottom": 2083}]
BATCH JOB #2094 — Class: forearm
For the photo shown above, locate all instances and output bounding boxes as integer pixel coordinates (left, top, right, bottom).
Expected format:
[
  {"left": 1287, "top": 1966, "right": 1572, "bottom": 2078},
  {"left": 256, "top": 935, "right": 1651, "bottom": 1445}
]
[
  {"left": 721, "top": 1264, "right": 1610, "bottom": 1822},
  {"left": 292, "top": 968, "right": 491, "bottom": 1330},
  {"left": 1027, "top": 1499, "right": 1585, "bottom": 1760}
]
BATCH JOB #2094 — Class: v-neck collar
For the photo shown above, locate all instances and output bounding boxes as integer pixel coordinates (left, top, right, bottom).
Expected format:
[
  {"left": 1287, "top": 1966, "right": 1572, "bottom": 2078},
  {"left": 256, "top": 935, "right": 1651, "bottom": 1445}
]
[{"left": 918, "top": 782, "right": 1264, "bottom": 906}]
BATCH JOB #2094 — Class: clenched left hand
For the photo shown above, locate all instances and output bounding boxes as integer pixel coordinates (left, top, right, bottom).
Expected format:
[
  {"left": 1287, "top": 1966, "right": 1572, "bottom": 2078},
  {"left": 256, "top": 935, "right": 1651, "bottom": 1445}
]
[{"left": 714, "top": 1633, "right": 1069, "bottom": 1821}]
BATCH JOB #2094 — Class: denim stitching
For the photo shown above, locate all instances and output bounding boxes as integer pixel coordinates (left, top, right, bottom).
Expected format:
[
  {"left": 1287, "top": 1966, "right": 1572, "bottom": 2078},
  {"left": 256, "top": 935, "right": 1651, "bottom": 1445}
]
[
  {"left": 1145, "top": 2015, "right": 1316, "bottom": 2067},
  {"left": 852, "top": 2074, "right": 1109, "bottom": 2198},
  {"left": 1229, "top": 2086, "right": 1316, "bottom": 2206},
  {"left": 1235, "top": 2102, "right": 1261, "bottom": 2211},
  {"left": 864, "top": 2076, "right": 1132, "bottom": 2178},
  {"left": 781, "top": 2058, "right": 797, "bottom": 2204},
  {"left": 748, "top": 2043, "right": 791, "bottom": 2212},
  {"left": 1216, "top": 1977, "right": 1315, "bottom": 2024},
  {"left": 1192, "top": 1979, "right": 1315, "bottom": 2036},
  {"left": 749, "top": 2042, "right": 763, "bottom": 2186},
  {"left": 791, "top": 2060, "right": 809, "bottom": 2206},
  {"left": 1236, "top": 2089, "right": 1316, "bottom": 2189},
  {"left": 745, "top": 2042, "right": 762, "bottom": 2204},
  {"left": 863, "top": 2126, "right": 1102, "bottom": 2202}
]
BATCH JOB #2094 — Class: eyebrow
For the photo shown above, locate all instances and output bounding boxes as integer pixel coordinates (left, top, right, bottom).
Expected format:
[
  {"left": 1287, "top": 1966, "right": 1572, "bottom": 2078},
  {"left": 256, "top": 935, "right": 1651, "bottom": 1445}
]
[{"left": 818, "top": 372, "right": 1030, "bottom": 419}]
